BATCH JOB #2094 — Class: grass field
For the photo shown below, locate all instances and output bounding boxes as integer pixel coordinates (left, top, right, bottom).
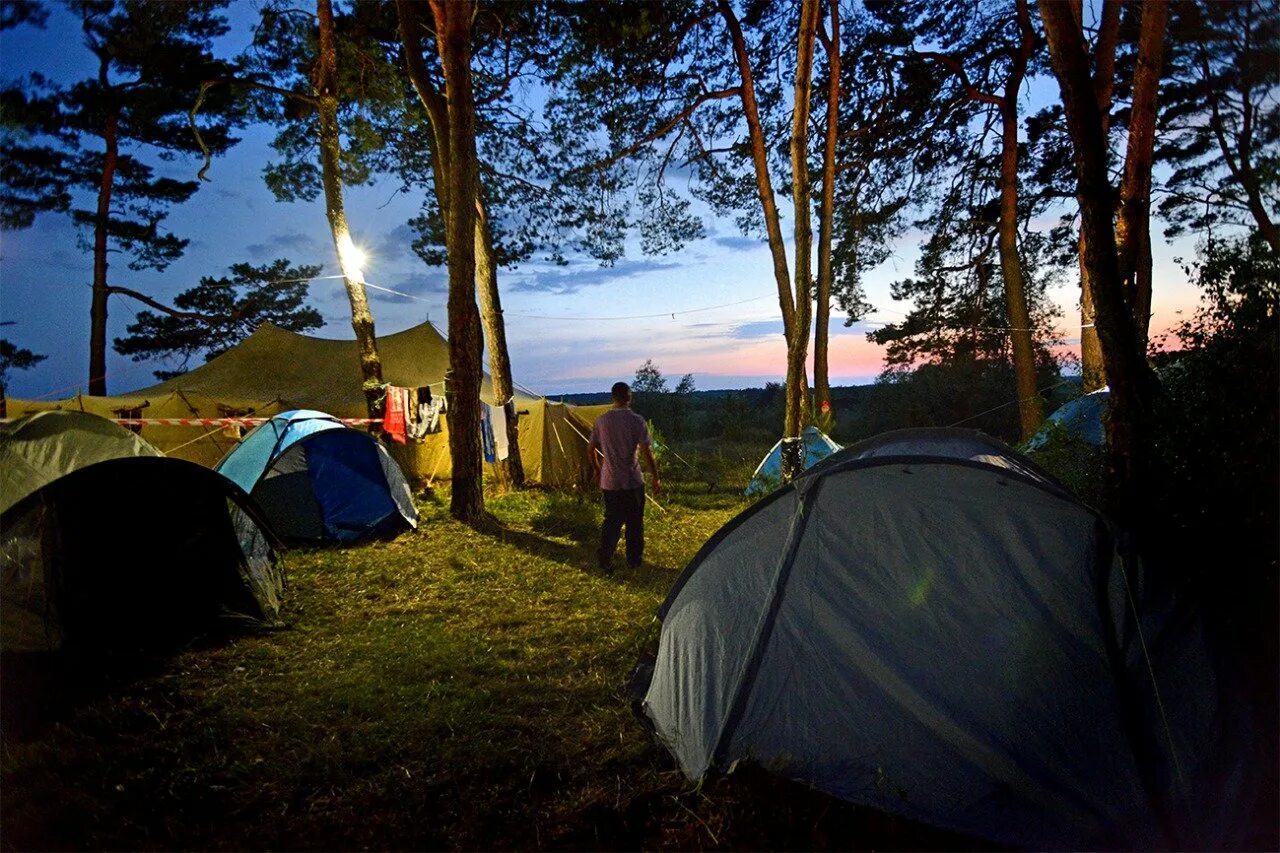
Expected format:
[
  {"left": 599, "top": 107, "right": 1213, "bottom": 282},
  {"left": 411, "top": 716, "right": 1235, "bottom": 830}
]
[{"left": 1, "top": 449, "right": 983, "bottom": 851}]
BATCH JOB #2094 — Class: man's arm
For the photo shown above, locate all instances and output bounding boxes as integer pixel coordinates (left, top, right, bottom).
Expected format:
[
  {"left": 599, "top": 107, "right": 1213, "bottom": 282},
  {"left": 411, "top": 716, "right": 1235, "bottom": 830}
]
[{"left": 640, "top": 443, "right": 661, "bottom": 496}]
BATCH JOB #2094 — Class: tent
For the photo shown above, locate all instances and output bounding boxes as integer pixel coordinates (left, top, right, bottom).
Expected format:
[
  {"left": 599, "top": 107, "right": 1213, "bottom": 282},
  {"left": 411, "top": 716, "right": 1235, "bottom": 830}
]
[
  {"left": 636, "top": 428, "right": 1251, "bottom": 849},
  {"left": 745, "top": 425, "right": 842, "bottom": 495},
  {"left": 1026, "top": 387, "right": 1110, "bottom": 450},
  {"left": 1, "top": 410, "right": 284, "bottom": 655},
  {"left": 5, "top": 322, "right": 598, "bottom": 488},
  {"left": 217, "top": 410, "right": 417, "bottom": 543}
]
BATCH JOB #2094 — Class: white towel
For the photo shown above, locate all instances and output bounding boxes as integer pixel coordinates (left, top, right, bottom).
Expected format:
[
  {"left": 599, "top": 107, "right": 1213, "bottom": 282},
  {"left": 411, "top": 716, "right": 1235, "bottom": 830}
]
[{"left": 491, "top": 399, "right": 509, "bottom": 461}]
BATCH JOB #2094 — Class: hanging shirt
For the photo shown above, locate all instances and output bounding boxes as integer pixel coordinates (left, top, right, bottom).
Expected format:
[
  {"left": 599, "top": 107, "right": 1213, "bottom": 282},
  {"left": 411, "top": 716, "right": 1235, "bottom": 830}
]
[
  {"left": 480, "top": 402, "right": 496, "bottom": 463},
  {"left": 383, "top": 386, "right": 409, "bottom": 444},
  {"left": 589, "top": 407, "right": 651, "bottom": 491}
]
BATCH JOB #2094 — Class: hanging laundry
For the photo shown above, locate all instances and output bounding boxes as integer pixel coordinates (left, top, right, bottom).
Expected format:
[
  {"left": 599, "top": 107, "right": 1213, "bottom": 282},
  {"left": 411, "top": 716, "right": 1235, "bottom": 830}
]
[
  {"left": 383, "top": 385, "right": 409, "bottom": 444},
  {"left": 480, "top": 402, "right": 496, "bottom": 463},
  {"left": 409, "top": 385, "right": 444, "bottom": 440},
  {"left": 491, "top": 398, "right": 510, "bottom": 461}
]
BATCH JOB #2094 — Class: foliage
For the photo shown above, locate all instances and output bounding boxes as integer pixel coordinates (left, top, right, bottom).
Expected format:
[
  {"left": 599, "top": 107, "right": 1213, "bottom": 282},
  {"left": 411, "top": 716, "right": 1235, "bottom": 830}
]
[
  {"left": 1149, "top": 234, "right": 1278, "bottom": 604},
  {"left": 632, "top": 361, "right": 698, "bottom": 441},
  {"left": 1156, "top": 0, "right": 1279, "bottom": 244},
  {"left": 0, "top": 1, "right": 241, "bottom": 254},
  {"left": 0, "top": 337, "right": 46, "bottom": 393},
  {"left": 113, "top": 260, "right": 324, "bottom": 380}
]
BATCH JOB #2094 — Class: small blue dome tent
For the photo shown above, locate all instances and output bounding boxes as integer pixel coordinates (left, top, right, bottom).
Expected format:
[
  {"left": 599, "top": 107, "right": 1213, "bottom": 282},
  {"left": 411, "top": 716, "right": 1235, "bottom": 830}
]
[
  {"left": 746, "top": 425, "right": 842, "bottom": 495},
  {"left": 1026, "top": 388, "right": 1110, "bottom": 449},
  {"left": 217, "top": 410, "right": 418, "bottom": 543}
]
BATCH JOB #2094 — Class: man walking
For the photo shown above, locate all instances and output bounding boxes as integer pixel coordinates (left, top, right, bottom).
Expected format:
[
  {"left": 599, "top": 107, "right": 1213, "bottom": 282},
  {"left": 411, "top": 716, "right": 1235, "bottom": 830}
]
[{"left": 588, "top": 381, "right": 660, "bottom": 573}]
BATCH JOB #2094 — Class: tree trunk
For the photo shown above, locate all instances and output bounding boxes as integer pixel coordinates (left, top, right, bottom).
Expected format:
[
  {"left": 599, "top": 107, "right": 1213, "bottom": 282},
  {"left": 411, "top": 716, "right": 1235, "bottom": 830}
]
[
  {"left": 998, "top": 2, "right": 1043, "bottom": 440},
  {"left": 89, "top": 105, "right": 119, "bottom": 396},
  {"left": 1039, "top": 0, "right": 1162, "bottom": 525},
  {"left": 431, "top": 0, "right": 484, "bottom": 522},
  {"left": 781, "top": 0, "right": 820, "bottom": 482},
  {"left": 1114, "top": 0, "right": 1169, "bottom": 348},
  {"left": 316, "top": 0, "right": 383, "bottom": 421},
  {"left": 718, "top": 0, "right": 796, "bottom": 335},
  {"left": 1078, "top": 0, "right": 1120, "bottom": 391},
  {"left": 1079, "top": 247, "right": 1107, "bottom": 391},
  {"left": 813, "top": 0, "right": 840, "bottom": 419},
  {"left": 475, "top": 191, "right": 525, "bottom": 489}
]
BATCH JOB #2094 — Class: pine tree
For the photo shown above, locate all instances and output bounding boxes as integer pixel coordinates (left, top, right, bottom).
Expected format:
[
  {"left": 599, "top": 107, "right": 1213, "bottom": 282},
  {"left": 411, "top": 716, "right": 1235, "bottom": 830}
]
[
  {"left": 0, "top": 0, "right": 241, "bottom": 395},
  {"left": 113, "top": 259, "right": 323, "bottom": 380}
]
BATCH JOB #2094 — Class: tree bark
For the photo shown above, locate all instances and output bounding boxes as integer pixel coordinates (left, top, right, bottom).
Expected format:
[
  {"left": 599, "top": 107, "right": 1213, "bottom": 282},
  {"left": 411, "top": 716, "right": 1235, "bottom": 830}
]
[
  {"left": 430, "top": 0, "right": 485, "bottom": 522},
  {"left": 998, "top": 0, "right": 1043, "bottom": 440},
  {"left": 89, "top": 103, "right": 119, "bottom": 396},
  {"left": 1077, "top": 0, "right": 1121, "bottom": 391},
  {"left": 1114, "top": 0, "right": 1169, "bottom": 349},
  {"left": 718, "top": 0, "right": 796, "bottom": 335},
  {"left": 780, "top": 0, "right": 820, "bottom": 482},
  {"left": 316, "top": 0, "right": 384, "bottom": 421},
  {"left": 475, "top": 191, "right": 525, "bottom": 489},
  {"left": 399, "top": 0, "right": 525, "bottom": 492},
  {"left": 813, "top": 0, "right": 840, "bottom": 420},
  {"left": 1039, "top": 0, "right": 1162, "bottom": 525}
]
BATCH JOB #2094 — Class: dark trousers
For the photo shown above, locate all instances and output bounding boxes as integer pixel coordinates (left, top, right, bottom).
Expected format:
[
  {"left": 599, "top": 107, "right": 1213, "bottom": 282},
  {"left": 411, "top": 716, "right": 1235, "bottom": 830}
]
[{"left": 600, "top": 488, "right": 645, "bottom": 567}]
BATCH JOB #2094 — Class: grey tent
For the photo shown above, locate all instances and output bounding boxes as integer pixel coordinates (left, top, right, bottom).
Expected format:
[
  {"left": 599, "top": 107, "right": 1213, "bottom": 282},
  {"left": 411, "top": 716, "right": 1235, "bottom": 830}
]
[
  {"left": 1, "top": 411, "right": 284, "bottom": 655},
  {"left": 636, "top": 428, "right": 1251, "bottom": 850}
]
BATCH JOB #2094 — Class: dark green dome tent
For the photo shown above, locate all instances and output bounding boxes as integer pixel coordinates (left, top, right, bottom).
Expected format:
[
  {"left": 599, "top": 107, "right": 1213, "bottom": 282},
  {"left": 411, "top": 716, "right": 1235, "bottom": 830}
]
[
  {"left": 1, "top": 411, "right": 284, "bottom": 656},
  {"left": 635, "top": 428, "right": 1254, "bottom": 850}
]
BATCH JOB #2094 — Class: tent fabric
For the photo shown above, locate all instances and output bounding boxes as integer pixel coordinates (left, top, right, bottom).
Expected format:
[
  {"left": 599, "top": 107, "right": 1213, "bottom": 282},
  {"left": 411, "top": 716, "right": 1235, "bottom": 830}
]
[
  {"left": 745, "top": 425, "right": 842, "bottom": 495},
  {"left": 640, "top": 428, "right": 1249, "bottom": 850},
  {"left": 6, "top": 323, "right": 599, "bottom": 488},
  {"left": 0, "top": 412, "right": 284, "bottom": 654},
  {"left": 215, "top": 410, "right": 417, "bottom": 543},
  {"left": 1, "top": 409, "right": 162, "bottom": 514},
  {"left": 1026, "top": 388, "right": 1110, "bottom": 450},
  {"left": 3, "top": 391, "right": 289, "bottom": 469}
]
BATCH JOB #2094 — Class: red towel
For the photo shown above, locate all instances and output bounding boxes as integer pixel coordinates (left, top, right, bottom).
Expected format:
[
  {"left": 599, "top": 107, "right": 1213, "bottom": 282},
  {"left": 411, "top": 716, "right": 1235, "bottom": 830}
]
[{"left": 383, "top": 386, "right": 408, "bottom": 443}]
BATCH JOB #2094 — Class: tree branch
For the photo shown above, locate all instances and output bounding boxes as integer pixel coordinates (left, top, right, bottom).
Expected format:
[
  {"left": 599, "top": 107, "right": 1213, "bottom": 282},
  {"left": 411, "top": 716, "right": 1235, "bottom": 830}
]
[
  {"left": 105, "top": 286, "right": 220, "bottom": 322},
  {"left": 912, "top": 51, "right": 1004, "bottom": 107},
  {"left": 568, "top": 87, "right": 742, "bottom": 175}
]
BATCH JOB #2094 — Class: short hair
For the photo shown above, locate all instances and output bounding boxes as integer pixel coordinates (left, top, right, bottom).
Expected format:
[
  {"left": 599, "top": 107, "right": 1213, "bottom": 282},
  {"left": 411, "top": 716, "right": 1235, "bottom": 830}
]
[{"left": 611, "top": 382, "right": 631, "bottom": 403}]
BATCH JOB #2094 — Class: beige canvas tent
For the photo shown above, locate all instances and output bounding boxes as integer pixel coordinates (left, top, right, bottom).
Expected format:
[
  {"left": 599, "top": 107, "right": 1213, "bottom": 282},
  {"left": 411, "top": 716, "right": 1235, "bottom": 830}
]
[{"left": 6, "top": 322, "right": 600, "bottom": 488}]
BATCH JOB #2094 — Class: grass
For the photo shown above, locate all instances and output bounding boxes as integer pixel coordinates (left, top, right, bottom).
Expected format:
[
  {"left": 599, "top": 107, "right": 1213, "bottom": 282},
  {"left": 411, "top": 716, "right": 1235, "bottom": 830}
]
[{"left": 2, "top": 446, "right": 981, "bottom": 851}]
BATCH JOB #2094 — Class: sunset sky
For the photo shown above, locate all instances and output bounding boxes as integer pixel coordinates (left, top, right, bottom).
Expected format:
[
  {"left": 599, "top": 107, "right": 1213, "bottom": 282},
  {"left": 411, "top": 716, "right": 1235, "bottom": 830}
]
[{"left": 0, "top": 5, "right": 1205, "bottom": 401}]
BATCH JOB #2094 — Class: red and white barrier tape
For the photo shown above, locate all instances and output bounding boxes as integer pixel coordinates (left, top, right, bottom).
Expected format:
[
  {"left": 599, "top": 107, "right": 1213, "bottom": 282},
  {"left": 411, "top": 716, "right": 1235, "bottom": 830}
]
[
  {"left": 109, "top": 417, "right": 382, "bottom": 427},
  {"left": 0, "top": 416, "right": 383, "bottom": 426}
]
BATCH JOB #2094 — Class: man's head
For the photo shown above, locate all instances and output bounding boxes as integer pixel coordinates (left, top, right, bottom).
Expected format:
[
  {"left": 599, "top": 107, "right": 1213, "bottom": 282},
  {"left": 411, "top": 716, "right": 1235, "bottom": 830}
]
[{"left": 611, "top": 382, "right": 632, "bottom": 405}]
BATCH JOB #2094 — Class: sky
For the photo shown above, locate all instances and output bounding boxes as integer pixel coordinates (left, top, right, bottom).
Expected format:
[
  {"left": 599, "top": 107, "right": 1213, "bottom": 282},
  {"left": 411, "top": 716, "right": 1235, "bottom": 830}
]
[{"left": 0, "top": 2, "right": 1204, "bottom": 401}]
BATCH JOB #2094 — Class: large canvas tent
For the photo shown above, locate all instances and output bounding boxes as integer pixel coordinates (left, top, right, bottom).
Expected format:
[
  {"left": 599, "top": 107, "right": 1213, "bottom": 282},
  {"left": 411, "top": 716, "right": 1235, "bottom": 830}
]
[
  {"left": 1, "top": 411, "right": 284, "bottom": 655},
  {"left": 5, "top": 322, "right": 598, "bottom": 487},
  {"left": 217, "top": 410, "right": 417, "bottom": 543},
  {"left": 637, "top": 428, "right": 1251, "bottom": 849}
]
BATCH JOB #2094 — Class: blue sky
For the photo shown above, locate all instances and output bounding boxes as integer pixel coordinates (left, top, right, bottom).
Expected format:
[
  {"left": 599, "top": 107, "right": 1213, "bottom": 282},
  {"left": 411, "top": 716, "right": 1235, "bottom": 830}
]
[{"left": 0, "top": 2, "right": 1201, "bottom": 400}]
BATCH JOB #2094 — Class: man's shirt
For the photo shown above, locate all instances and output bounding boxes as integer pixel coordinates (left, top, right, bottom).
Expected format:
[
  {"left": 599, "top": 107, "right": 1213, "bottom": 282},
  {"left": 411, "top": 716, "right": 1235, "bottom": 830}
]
[{"left": 589, "top": 407, "right": 651, "bottom": 491}]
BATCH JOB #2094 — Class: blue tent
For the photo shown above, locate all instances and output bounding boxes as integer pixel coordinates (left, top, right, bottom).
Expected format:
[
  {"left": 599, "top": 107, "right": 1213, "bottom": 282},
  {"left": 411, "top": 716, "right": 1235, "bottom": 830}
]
[
  {"left": 1026, "top": 388, "right": 1110, "bottom": 450},
  {"left": 217, "top": 410, "right": 418, "bottom": 543},
  {"left": 746, "top": 426, "right": 842, "bottom": 495}
]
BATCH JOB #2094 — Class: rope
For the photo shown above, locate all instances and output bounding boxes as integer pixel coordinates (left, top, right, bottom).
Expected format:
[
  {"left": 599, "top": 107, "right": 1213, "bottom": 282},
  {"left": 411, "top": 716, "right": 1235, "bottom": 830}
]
[
  {"left": 162, "top": 424, "right": 228, "bottom": 455},
  {"left": 947, "top": 376, "right": 1075, "bottom": 425},
  {"left": 1114, "top": 552, "right": 1186, "bottom": 791}
]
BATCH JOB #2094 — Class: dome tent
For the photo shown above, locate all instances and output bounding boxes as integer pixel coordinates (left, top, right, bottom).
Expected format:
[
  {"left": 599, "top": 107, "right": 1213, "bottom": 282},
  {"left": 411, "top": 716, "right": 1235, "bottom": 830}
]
[
  {"left": 216, "top": 410, "right": 417, "bottom": 543},
  {"left": 637, "top": 428, "right": 1251, "bottom": 850},
  {"left": 745, "top": 425, "right": 841, "bottom": 495},
  {"left": 1, "top": 411, "right": 283, "bottom": 656},
  {"left": 1026, "top": 387, "right": 1110, "bottom": 450}
]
